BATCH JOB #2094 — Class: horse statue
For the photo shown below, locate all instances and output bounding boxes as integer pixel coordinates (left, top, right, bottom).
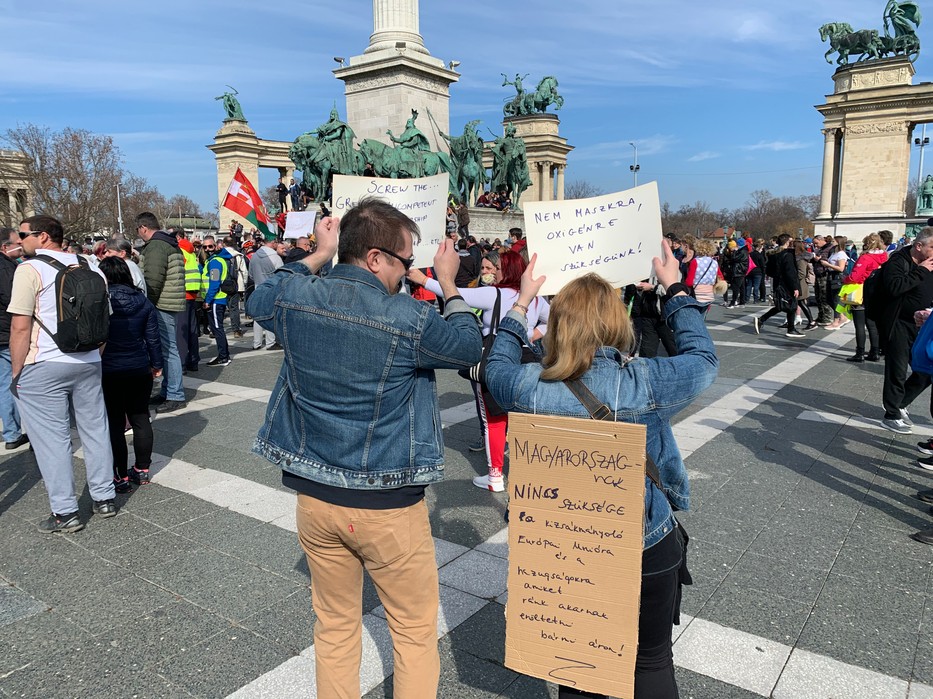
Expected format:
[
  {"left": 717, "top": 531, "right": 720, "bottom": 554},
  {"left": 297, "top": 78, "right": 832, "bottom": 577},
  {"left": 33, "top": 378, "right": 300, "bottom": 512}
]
[
  {"left": 359, "top": 139, "right": 456, "bottom": 189},
  {"left": 875, "top": 31, "right": 922, "bottom": 61},
  {"left": 503, "top": 75, "right": 565, "bottom": 117},
  {"left": 290, "top": 133, "right": 362, "bottom": 201},
  {"left": 530, "top": 76, "right": 564, "bottom": 113},
  {"left": 820, "top": 22, "right": 882, "bottom": 65}
]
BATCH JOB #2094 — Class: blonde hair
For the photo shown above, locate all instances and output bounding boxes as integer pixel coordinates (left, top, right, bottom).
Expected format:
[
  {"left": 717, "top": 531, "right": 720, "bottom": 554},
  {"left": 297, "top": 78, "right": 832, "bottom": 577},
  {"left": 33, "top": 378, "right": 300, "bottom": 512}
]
[
  {"left": 694, "top": 239, "right": 716, "bottom": 257},
  {"left": 540, "top": 274, "right": 634, "bottom": 381},
  {"left": 862, "top": 233, "right": 883, "bottom": 252}
]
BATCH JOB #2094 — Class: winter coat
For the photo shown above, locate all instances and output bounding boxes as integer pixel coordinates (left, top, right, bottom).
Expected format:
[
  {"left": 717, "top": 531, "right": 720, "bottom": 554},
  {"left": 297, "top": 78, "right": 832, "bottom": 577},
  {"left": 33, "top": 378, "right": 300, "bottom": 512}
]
[
  {"left": 101, "top": 284, "right": 163, "bottom": 375},
  {"left": 138, "top": 230, "right": 186, "bottom": 313},
  {"left": 0, "top": 253, "right": 17, "bottom": 346}
]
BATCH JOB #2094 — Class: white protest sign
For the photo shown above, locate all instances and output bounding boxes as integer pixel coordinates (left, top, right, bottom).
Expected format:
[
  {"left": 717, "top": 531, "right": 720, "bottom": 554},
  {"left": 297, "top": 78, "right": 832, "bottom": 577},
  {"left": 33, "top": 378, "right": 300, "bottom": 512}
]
[
  {"left": 284, "top": 211, "right": 316, "bottom": 239},
  {"left": 523, "top": 182, "right": 663, "bottom": 296},
  {"left": 331, "top": 173, "right": 448, "bottom": 268}
]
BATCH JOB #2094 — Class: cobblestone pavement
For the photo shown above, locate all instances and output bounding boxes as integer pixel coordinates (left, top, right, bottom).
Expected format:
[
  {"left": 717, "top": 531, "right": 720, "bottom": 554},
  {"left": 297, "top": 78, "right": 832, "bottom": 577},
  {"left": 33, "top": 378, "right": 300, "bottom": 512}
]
[{"left": 1, "top": 303, "right": 932, "bottom": 698}]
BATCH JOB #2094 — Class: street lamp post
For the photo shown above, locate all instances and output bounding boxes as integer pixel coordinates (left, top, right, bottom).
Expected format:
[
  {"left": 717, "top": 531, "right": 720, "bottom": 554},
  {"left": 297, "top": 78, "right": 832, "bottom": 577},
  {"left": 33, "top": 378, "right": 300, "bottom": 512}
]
[
  {"left": 116, "top": 183, "right": 124, "bottom": 238},
  {"left": 916, "top": 124, "right": 929, "bottom": 185},
  {"left": 629, "top": 142, "right": 640, "bottom": 187}
]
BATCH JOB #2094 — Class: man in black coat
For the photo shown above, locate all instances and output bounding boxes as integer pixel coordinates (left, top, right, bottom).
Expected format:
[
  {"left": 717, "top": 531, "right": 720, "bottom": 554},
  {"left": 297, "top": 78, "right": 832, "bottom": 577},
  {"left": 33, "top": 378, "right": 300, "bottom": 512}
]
[
  {"left": 754, "top": 234, "right": 804, "bottom": 338},
  {"left": 0, "top": 228, "right": 26, "bottom": 449}
]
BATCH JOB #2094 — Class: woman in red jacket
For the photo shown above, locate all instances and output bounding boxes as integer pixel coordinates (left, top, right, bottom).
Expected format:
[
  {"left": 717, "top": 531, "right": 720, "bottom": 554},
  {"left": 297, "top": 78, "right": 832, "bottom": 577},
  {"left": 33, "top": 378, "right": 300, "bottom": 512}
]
[{"left": 843, "top": 232, "right": 888, "bottom": 362}]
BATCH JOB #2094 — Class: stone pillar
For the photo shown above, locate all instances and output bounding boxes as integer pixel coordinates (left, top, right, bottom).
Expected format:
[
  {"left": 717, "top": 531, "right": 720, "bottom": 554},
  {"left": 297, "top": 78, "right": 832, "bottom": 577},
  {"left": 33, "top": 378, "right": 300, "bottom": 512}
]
[
  {"left": 556, "top": 165, "right": 565, "bottom": 200},
  {"left": 541, "top": 161, "right": 552, "bottom": 202},
  {"left": 367, "top": 0, "right": 428, "bottom": 55},
  {"left": 817, "top": 128, "right": 838, "bottom": 219}
]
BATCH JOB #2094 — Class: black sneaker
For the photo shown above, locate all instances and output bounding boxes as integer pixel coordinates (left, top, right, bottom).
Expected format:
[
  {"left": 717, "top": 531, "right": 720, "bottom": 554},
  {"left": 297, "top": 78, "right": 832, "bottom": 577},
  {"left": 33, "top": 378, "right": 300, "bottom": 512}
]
[
  {"left": 918, "top": 439, "right": 933, "bottom": 455},
  {"left": 803, "top": 323, "right": 818, "bottom": 332},
  {"left": 919, "top": 455, "right": 933, "bottom": 472},
  {"left": 5, "top": 434, "right": 29, "bottom": 450},
  {"left": 38, "top": 512, "right": 84, "bottom": 534},
  {"left": 129, "top": 467, "right": 151, "bottom": 485},
  {"left": 266, "top": 343, "right": 283, "bottom": 351},
  {"left": 785, "top": 329, "right": 805, "bottom": 338},
  {"left": 113, "top": 477, "right": 132, "bottom": 494},
  {"left": 206, "top": 357, "right": 232, "bottom": 367},
  {"left": 155, "top": 400, "right": 187, "bottom": 414},
  {"left": 92, "top": 499, "right": 117, "bottom": 518},
  {"left": 148, "top": 395, "right": 166, "bottom": 406}
]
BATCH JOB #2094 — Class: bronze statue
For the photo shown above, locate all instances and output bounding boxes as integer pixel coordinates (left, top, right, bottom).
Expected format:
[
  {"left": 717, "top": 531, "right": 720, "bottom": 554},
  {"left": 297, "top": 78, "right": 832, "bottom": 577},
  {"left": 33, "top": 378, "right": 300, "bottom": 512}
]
[
  {"left": 489, "top": 122, "right": 532, "bottom": 211},
  {"left": 437, "top": 118, "right": 487, "bottom": 205},
  {"left": 386, "top": 110, "right": 431, "bottom": 178},
  {"left": 215, "top": 86, "right": 246, "bottom": 121},
  {"left": 918, "top": 174, "right": 933, "bottom": 214},
  {"left": 502, "top": 74, "right": 564, "bottom": 117},
  {"left": 820, "top": 1, "right": 922, "bottom": 65},
  {"left": 290, "top": 107, "right": 362, "bottom": 201},
  {"left": 819, "top": 23, "right": 881, "bottom": 64}
]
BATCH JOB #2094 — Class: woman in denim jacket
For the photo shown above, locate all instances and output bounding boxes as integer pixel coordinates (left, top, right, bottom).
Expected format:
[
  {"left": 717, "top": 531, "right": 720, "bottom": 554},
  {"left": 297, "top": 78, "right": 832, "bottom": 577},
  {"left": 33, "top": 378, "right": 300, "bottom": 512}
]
[{"left": 485, "top": 242, "right": 718, "bottom": 699}]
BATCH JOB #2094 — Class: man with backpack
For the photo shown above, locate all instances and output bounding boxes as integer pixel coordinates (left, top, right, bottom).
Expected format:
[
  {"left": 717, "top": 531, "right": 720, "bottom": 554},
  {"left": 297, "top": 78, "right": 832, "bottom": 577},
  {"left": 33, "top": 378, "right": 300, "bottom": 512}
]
[
  {"left": 202, "top": 244, "right": 235, "bottom": 367},
  {"left": 221, "top": 236, "right": 248, "bottom": 338},
  {"left": 8, "top": 215, "right": 115, "bottom": 533},
  {"left": 137, "top": 212, "right": 187, "bottom": 414}
]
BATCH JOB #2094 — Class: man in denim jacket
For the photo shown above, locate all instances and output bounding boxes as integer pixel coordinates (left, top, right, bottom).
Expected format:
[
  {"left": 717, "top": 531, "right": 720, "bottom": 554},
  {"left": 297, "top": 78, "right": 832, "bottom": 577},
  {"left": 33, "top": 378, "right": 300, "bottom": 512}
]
[{"left": 247, "top": 198, "right": 482, "bottom": 699}]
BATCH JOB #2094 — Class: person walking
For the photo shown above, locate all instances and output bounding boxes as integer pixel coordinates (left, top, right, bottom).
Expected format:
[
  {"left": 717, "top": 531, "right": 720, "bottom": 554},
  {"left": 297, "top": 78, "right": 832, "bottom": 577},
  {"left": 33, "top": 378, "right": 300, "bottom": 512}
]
[
  {"left": 754, "top": 234, "right": 805, "bottom": 338},
  {"left": 247, "top": 233, "right": 283, "bottom": 350}
]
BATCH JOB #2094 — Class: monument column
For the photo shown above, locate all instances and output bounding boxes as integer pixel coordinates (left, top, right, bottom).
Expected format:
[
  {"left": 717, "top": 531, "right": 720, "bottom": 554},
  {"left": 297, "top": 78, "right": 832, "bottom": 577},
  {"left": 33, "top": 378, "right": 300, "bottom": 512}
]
[
  {"left": 817, "top": 128, "right": 839, "bottom": 219},
  {"left": 541, "top": 161, "right": 552, "bottom": 202},
  {"left": 556, "top": 165, "right": 565, "bottom": 200},
  {"left": 368, "top": 0, "right": 427, "bottom": 54}
]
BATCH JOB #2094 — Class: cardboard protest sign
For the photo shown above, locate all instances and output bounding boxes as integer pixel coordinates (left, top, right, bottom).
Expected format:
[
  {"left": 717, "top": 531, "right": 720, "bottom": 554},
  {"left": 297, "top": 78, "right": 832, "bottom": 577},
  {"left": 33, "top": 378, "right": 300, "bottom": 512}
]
[
  {"left": 522, "top": 182, "right": 663, "bottom": 296},
  {"left": 331, "top": 173, "right": 448, "bottom": 268},
  {"left": 283, "top": 211, "right": 316, "bottom": 239},
  {"left": 505, "top": 413, "right": 647, "bottom": 699}
]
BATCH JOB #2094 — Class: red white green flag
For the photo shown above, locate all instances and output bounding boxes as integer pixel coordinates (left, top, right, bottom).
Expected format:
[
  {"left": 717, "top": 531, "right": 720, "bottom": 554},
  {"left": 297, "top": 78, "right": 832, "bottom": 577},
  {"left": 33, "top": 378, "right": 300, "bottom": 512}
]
[{"left": 223, "top": 168, "right": 273, "bottom": 238}]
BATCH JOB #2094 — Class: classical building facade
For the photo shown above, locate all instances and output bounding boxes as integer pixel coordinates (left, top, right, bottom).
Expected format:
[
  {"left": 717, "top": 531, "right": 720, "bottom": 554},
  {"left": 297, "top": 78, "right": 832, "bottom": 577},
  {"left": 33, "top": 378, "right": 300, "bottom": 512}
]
[{"left": 0, "top": 150, "right": 33, "bottom": 228}]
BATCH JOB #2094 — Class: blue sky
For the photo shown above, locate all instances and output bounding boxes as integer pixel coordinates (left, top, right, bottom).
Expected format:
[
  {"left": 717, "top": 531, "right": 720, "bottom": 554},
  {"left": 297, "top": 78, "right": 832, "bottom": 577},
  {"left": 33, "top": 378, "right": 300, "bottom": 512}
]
[{"left": 2, "top": 0, "right": 927, "bottom": 214}]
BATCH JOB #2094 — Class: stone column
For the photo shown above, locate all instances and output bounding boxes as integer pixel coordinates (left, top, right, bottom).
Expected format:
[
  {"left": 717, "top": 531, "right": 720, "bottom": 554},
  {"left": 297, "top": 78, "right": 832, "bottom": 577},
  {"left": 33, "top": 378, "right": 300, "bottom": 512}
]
[
  {"left": 541, "top": 161, "right": 552, "bottom": 202},
  {"left": 556, "top": 165, "right": 565, "bottom": 200},
  {"left": 817, "top": 128, "right": 838, "bottom": 219},
  {"left": 367, "top": 0, "right": 428, "bottom": 55}
]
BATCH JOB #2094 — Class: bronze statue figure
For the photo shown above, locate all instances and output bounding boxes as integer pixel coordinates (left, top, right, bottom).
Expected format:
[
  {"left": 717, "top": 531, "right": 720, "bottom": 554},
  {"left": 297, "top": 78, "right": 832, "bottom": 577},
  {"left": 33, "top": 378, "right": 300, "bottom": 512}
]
[
  {"left": 819, "top": 1, "right": 922, "bottom": 65},
  {"left": 437, "top": 118, "right": 488, "bottom": 205},
  {"left": 386, "top": 110, "right": 432, "bottom": 178},
  {"left": 215, "top": 86, "right": 246, "bottom": 121},
  {"left": 502, "top": 74, "right": 564, "bottom": 117},
  {"left": 490, "top": 122, "right": 532, "bottom": 211}
]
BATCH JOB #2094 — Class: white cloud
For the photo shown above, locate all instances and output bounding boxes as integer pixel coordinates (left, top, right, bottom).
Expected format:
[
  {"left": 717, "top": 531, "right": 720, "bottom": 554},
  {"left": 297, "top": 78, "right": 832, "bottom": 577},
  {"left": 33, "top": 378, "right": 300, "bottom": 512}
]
[
  {"left": 571, "top": 135, "right": 677, "bottom": 163},
  {"left": 688, "top": 151, "right": 721, "bottom": 162},
  {"left": 742, "top": 140, "right": 810, "bottom": 152}
]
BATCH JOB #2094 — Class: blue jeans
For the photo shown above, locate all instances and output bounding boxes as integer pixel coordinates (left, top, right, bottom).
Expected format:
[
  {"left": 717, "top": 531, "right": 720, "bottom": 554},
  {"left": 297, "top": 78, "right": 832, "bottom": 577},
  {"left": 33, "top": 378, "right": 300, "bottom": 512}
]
[
  {"left": 745, "top": 271, "right": 764, "bottom": 302},
  {"left": 0, "top": 347, "right": 22, "bottom": 442},
  {"left": 157, "top": 309, "right": 185, "bottom": 401}
]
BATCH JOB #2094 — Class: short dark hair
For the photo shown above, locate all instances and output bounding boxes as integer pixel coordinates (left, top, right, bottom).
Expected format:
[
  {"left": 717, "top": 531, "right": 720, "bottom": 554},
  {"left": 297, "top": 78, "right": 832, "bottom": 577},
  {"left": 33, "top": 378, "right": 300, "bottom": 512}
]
[
  {"left": 21, "top": 215, "right": 64, "bottom": 245},
  {"left": 0, "top": 227, "right": 17, "bottom": 246},
  {"left": 337, "top": 197, "right": 420, "bottom": 264},
  {"left": 509, "top": 228, "right": 523, "bottom": 239},
  {"left": 878, "top": 229, "right": 893, "bottom": 245},
  {"left": 222, "top": 236, "right": 236, "bottom": 248},
  {"left": 105, "top": 238, "right": 133, "bottom": 256},
  {"left": 777, "top": 233, "right": 792, "bottom": 246},
  {"left": 98, "top": 256, "right": 134, "bottom": 287},
  {"left": 135, "top": 212, "right": 160, "bottom": 231},
  {"left": 172, "top": 227, "right": 187, "bottom": 239}
]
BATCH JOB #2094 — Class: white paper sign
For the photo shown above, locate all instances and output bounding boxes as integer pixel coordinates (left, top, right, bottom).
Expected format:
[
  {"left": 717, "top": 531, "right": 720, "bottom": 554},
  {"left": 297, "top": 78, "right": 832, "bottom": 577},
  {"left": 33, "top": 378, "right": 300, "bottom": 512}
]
[
  {"left": 523, "top": 182, "right": 663, "bottom": 296},
  {"left": 331, "top": 173, "right": 449, "bottom": 268},
  {"left": 284, "top": 211, "right": 316, "bottom": 239}
]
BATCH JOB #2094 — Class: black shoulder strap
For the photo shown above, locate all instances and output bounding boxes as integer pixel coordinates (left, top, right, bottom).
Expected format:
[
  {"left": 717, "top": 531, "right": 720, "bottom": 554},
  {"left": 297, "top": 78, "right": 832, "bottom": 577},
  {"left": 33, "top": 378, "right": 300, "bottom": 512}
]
[
  {"left": 489, "top": 289, "right": 502, "bottom": 335},
  {"left": 563, "top": 378, "right": 663, "bottom": 490},
  {"left": 33, "top": 255, "right": 69, "bottom": 273}
]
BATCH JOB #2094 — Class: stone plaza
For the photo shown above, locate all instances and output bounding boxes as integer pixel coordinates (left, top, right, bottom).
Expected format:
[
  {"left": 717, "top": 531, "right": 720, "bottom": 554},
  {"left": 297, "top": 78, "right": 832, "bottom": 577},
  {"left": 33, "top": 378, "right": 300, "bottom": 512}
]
[{"left": 1, "top": 304, "right": 932, "bottom": 698}]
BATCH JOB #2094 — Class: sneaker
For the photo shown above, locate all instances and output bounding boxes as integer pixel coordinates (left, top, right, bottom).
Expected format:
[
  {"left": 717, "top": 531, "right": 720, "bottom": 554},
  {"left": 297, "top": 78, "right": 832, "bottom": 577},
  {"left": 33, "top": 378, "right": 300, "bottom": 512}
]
[
  {"left": 233, "top": 331, "right": 244, "bottom": 338},
  {"left": 473, "top": 474, "right": 505, "bottom": 492},
  {"left": 266, "top": 343, "right": 283, "bottom": 351},
  {"left": 468, "top": 440, "right": 485, "bottom": 452},
  {"left": 128, "top": 467, "right": 151, "bottom": 485},
  {"left": 5, "top": 434, "right": 29, "bottom": 450},
  {"left": 92, "top": 499, "right": 117, "bottom": 518},
  {"left": 753, "top": 317, "right": 760, "bottom": 335},
  {"left": 206, "top": 357, "right": 232, "bottom": 367},
  {"left": 113, "top": 477, "right": 132, "bottom": 494},
  {"left": 866, "top": 351, "right": 881, "bottom": 362},
  {"left": 917, "top": 438, "right": 933, "bottom": 456},
  {"left": 38, "top": 512, "right": 84, "bottom": 534},
  {"left": 155, "top": 400, "right": 187, "bottom": 414},
  {"left": 845, "top": 354, "right": 864, "bottom": 363},
  {"left": 736, "top": 304, "right": 745, "bottom": 308},
  {"left": 778, "top": 320, "right": 788, "bottom": 329},
  {"left": 919, "top": 455, "right": 933, "bottom": 471},
  {"left": 803, "top": 323, "right": 818, "bottom": 331},
  {"left": 186, "top": 364, "right": 199, "bottom": 373},
  {"left": 881, "top": 417, "right": 912, "bottom": 434},
  {"left": 785, "top": 329, "right": 805, "bottom": 338},
  {"left": 899, "top": 408, "right": 914, "bottom": 427},
  {"left": 817, "top": 321, "right": 833, "bottom": 326}
]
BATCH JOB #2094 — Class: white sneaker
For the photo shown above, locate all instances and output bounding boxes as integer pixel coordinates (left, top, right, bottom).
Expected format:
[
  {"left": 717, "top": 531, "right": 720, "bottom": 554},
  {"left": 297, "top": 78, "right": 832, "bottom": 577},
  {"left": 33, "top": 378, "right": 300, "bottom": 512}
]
[
  {"left": 881, "top": 418, "right": 912, "bottom": 434},
  {"left": 899, "top": 408, "right": 914, "bottom": 427},
  {"left": 472, "top": 474, "right": 505, "bottom": 492}
]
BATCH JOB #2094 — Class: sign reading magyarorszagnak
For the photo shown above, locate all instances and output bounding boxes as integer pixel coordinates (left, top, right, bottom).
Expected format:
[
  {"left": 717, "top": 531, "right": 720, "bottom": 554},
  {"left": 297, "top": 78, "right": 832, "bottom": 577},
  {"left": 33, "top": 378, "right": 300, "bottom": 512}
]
[
  {"left": 505, "top": 413, "right": 647, "bottom": 699},
  {"left": 522, "top": 182, "right": 663, "bottom": 296},
  {"left": 331, "top": 173, "right": 448, "bottom": 268}
]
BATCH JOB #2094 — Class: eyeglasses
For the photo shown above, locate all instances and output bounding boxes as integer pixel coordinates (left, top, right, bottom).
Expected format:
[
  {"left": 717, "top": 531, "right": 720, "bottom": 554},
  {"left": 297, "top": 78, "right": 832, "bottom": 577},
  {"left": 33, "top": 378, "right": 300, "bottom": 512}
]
[
  {"left": 204, "top": 245, "right": 215, "bottom": 250},
  {"left": 375, "top": 247, "right": 415, "bottom": 271},
  {"left": 20, "top": 231, "right": 42, "bottom": 239}
]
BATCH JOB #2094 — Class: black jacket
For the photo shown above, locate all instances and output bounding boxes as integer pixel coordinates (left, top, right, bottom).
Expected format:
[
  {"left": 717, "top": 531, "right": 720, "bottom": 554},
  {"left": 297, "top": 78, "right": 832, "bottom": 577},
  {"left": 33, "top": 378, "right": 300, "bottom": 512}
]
[
  {"left": 771, "top": 248, "right": 799, "bottom": 295},
  {"left": 101, "top": 284, "right": 163, "bottom": 374},
  {"left": 0, "top": 254, "right": 16, "bottom": 346},
  {"left": 881, "top": 246, "right": 933, "bottom": 322}
]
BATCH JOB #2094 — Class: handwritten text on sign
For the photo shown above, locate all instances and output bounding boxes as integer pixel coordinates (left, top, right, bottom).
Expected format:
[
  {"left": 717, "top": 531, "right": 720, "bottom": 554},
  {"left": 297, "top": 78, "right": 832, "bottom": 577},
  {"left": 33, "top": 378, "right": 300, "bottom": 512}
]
[
  {"left": 523, "top": 182, "right": 663, "bottom": 296},
  {"left": 331, "top": 173, "right": 448, "bottom": 268},
  {"left": 505, "top": 413, "right": 647, "bottom": 699}
]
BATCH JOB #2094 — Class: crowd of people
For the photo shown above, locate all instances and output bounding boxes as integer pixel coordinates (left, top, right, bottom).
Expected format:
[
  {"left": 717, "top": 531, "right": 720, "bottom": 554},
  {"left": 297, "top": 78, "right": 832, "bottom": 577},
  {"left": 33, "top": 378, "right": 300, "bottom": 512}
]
[{"left": 7, "top": 202, "right": 933, "bottom": 698}]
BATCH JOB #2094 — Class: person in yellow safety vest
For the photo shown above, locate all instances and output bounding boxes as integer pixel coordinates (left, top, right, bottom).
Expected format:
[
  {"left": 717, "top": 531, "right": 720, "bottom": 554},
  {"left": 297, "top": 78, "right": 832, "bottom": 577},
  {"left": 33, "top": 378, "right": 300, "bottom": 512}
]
[
  {"left": 176, "top": 233, "right": 203, "bottom": 373},
  {"left": 202, "top": 246, "right": 232, "bottom": 367}
]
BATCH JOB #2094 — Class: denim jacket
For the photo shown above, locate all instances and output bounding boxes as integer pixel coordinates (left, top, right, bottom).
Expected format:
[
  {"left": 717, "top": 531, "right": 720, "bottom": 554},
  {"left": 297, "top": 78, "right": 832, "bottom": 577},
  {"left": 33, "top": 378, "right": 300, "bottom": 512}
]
[
  {"left": 246, "top": 262, "right": 482, "bottom": 489},
  {"left": 485, "top": 294, "right": 718, "bottom": 548}
]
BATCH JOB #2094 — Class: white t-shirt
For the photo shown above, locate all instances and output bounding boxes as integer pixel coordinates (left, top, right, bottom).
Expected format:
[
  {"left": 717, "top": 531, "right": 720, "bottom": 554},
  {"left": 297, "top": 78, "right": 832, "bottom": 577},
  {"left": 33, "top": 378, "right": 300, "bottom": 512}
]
[
  {"left": 7, "top": 250, "right": 107, "bottom": 365},
  {"left": 423, "top": 279, "right": 549, "bottom": 340},
  {"left": 828, "top": 251, "right": 849, "bottom": 272}
]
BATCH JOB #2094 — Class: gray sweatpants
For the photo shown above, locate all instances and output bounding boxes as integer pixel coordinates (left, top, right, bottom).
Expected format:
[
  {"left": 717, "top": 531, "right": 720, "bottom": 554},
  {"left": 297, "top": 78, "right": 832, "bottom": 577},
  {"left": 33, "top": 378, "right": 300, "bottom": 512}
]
[{"left": 15, "top": 360, "right": 115, "bottom": 515}]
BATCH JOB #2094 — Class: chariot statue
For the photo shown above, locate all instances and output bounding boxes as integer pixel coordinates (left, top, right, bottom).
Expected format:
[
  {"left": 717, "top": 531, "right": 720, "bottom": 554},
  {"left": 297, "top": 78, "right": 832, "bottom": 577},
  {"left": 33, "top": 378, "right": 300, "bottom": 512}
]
[
  {"left": 819, "top": 0, "right": 921, "bottom": 65},
  {"left": 502, "top": 73, "right": 564, "bottom": 117}
]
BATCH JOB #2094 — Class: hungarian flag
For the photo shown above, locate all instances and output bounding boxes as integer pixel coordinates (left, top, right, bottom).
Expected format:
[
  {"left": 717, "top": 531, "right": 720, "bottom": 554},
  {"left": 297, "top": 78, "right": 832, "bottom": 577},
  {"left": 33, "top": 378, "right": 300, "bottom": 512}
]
[{"left": 223, "top": 168, "right": 273, "bottom": 238}]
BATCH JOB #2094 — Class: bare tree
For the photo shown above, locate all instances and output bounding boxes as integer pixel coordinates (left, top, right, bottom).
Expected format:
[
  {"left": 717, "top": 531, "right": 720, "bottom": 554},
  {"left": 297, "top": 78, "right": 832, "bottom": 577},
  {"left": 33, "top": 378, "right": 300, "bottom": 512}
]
[
  {"left": 1, "top": 125, "right": 124, "bottom": 235},
  {"left": 563, "top": 179, "right": 604, "bottom": 200}
]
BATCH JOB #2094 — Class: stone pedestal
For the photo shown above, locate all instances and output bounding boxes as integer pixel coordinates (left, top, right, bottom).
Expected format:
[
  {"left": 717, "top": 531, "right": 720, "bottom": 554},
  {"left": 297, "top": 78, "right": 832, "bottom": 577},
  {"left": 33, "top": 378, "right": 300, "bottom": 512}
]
[
  {"left": 467, "top": 207, "right": 524, "bottom": 239},
  {"left": 482, "top": 113, "right": 573, "bottom": 205},
  {"left": 813, "top": 57, "right": 933, "bottom": 238}
]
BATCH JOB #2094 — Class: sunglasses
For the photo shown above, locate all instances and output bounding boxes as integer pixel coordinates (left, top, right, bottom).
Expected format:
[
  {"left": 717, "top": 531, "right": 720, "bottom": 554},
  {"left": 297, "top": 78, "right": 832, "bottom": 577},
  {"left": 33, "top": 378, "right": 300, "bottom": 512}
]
[
  {"left": 20, "top": 231, "right": 42, "bottom": 239},
  {"left": 375, "top": 247, "right": 415, "bottom": 271},
  {"left": 204, "top": 245, "right": 215, "bottom": 250}
]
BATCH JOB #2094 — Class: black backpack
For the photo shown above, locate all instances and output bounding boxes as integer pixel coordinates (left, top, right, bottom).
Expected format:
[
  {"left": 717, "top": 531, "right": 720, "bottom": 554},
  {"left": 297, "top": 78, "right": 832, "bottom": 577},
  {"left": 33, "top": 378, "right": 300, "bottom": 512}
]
[
  {"left": 219, "top": 255, "right": 238, "bottom": 295},
  {"left": 34, "top": 256, "right": 110, "bottom": 353},
  {"left": 862, "top": 266, "right": 889, "bottom": 322}
]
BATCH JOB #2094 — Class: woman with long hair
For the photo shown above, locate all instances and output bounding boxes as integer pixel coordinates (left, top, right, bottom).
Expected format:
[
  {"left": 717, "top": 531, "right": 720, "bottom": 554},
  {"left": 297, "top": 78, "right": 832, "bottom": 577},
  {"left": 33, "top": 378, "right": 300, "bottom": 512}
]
[
  {"left": 842, "top": 232, "right": 887, "bottom": 361},
  {"left": 792, "top": 240, "right": 816, "bottom": 330},
  {"left": 485, "top": 244, "right": 717, "bottom": 698},
  {"left": 98, "top": 257, "right": 163, "bottom": 491},
  {"left": 408, "top": 250, "right": 548, "bottom": 492}
]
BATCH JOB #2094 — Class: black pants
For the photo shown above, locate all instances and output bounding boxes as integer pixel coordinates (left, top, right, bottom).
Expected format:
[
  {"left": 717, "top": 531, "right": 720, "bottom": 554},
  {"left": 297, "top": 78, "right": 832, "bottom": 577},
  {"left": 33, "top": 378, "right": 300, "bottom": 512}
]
[
  {"left": 182, "top": 299, "right": 201, "bottom": 369},
  {"left": 635, "top": 317, "right": 676, "bottom": 358},
  {"left": 851, "top": 307, "right": 879, "bottom": 356},
  {"left": 102, "top": 370, "right": 154, "bottom": 478},
  {"left": 558, "top": 528, "right": 684, "bottom": 699},
  {"left": 797, "top": 300, "right": 814, "bottom": 324},
  {"left": 759, "top": 298, "right": 797, "bottom": 330},
  {"left": 208, "top": 303, "right": 230, "bottom": 361},
  {"left": 727, "top": 277, "right": 746, "bottom": 306},
  {"left": 227, "top": 292, "right": 242, "bottom": 332},
  {"left": 882, "top": 319, "right": 929, "bottom": 418}
]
